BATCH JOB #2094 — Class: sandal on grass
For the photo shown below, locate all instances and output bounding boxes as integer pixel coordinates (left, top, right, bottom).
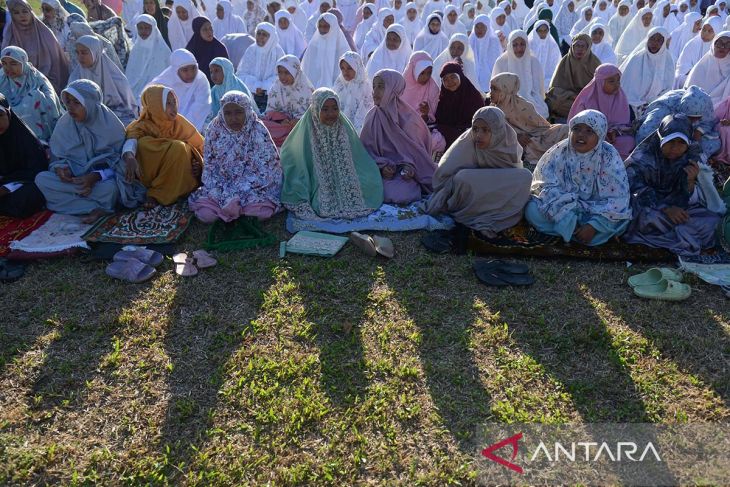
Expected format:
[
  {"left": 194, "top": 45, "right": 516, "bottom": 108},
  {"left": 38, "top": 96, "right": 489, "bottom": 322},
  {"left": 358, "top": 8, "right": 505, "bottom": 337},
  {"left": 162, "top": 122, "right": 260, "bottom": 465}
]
[
  {"left": 192, "top": 249, "right": 217, "bottom": 268},
  {"left": 349, "top": 232, "right": 377, "bottom": 257},
  {"left": 0, "top": 258, "right": 26, "bottom": 283},
  {"left": 633, "top": 278, "right": 690, "bottom": 301},
  {"left": 474, "top": 262, "right": 535, "bottom": 287},
  {"left": 627, "top": 267, "right": 683, "bottom": 287},
  {"left": 113, "top": 248, "right": 164, "bottom": 267},
  {"left": 106, "top": 258, "right": 156, "bottom": 283},
  {"left": 473, "top": 258, "right": 529, "bottom": 275},
  {"left": 173, "top": 253, "right": 198, "bottom": 277}
]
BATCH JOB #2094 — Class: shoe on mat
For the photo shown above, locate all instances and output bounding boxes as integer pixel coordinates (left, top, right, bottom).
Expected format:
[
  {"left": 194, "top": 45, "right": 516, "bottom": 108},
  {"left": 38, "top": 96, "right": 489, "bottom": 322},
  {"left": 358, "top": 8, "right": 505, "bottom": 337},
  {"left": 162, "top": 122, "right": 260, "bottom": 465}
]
[
  {"left": 106, "top": 258, "right": 156, "bottom": 283},
  {"left": 113, "top": 248, "right": 164, "bottom": 267},
  {"left": 192, "top": 249, "right": 217, "bottom": 268},
  {"left": 0, "top": 258, "right": 26, "bottom": 283},
  {"left": 627, "top": 267, "right": 683, "bottom": 288},
  {"left": 474, "top": 258, "right": 529, "bottom": 275},
  {"left": 633, "top": 278, "right": 690, "bottom": 301},
  {"left": 173, "top": 253, "right": 198, "bottom": 277}
]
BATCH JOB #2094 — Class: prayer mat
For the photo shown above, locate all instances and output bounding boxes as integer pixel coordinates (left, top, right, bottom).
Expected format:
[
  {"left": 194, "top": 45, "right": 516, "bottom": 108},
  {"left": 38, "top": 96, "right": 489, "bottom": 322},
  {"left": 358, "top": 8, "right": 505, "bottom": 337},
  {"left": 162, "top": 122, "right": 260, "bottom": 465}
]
[
  {"left": 0, "top": 211, "right": 52, "bottom": 256},
  {"left": 286, "top": 201, "right": 454, "bottom": 234},
  {"left": 205, "top": 217, "right": 276, "bottom": 251},
  {"left": 83, "top": 201, "right": 192, "bottom": 245},
  {"left": 280, "top": 231, "right": 349, "bottom": 258},
  {"left": 9, "top": 213, "right": 91, "bottom": 254},
  {"left": 467, "top": 221, "right": 676, "bottom": 262}
]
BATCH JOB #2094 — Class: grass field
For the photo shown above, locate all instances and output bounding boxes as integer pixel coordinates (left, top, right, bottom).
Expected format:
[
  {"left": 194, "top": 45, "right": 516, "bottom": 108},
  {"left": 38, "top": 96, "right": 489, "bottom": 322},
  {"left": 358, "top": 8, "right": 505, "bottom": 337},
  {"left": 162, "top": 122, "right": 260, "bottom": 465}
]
[{"left": 1, "top": 214, "right": 729, "bottom": 485}]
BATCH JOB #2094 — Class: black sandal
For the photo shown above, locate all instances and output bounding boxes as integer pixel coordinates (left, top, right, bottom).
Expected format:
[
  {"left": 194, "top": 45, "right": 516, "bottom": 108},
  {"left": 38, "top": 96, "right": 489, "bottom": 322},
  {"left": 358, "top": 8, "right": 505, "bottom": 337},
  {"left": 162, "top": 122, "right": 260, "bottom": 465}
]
[{"left": 0, "top": 258, "right": 26, "bottom": 283}]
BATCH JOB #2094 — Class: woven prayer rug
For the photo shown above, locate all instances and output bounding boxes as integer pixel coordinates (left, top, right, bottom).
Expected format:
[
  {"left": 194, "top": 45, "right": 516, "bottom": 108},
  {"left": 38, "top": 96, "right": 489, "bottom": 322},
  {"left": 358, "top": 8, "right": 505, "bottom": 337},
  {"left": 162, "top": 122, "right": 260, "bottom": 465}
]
[
  {"left": 0, "top": 210, "right": 51, "bottom": 256},
  {"left": 83, "top": 201, "right": 192, "bottom": 245}
]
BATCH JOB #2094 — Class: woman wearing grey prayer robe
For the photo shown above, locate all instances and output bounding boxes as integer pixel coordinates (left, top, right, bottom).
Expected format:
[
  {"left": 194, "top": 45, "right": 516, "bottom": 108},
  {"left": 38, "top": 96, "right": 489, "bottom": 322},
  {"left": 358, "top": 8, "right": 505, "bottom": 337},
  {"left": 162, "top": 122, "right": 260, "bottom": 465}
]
[{"left": 35, "top": 79, "right": 145, "bottom": 223}]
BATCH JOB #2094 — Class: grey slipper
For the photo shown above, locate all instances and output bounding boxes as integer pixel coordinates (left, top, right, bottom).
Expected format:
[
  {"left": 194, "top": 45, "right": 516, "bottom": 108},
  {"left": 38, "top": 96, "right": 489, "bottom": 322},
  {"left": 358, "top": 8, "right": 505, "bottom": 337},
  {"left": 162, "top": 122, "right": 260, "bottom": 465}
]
[
  {"left": 113, "top": 248, "right": 164, "bottom": 267},
  {"left": 106, "top": 258, "right": 156, "bottom": 283},
  {"left": 372, "top": 235, "right": 395, "bottom": 258},
  {"left": 349, "top": 232, "right": 378, "bottom": 257}
]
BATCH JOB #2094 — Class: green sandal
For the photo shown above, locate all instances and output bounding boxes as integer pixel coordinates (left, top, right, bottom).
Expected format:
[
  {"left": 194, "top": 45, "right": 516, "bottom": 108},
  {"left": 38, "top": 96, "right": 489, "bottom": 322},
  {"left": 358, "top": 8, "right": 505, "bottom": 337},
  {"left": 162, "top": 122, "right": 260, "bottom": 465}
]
[
  {"left": 628, "top": 267, "right": 683, "bottom": 288},
  {"left": 633, "top": 278, "right": 691, "bottom": 301}
]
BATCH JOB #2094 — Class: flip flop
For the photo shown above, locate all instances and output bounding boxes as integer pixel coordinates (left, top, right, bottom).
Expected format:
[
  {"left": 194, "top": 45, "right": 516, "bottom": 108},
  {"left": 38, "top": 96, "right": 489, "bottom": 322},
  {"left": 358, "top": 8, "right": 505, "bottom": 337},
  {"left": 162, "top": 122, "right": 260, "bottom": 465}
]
[
  {"left": 372, "top": 236, "right": 395, "bottom": 258},
  {"left": 628, "top": 267, "right": 683, "bottom": 288},
  {"left": 0, "top": 258, "right": 26, "bottom": 283},
  {"left": 474, "top": 263, "right": 535, "bottom": 287},
  {"left": 173, "top": 253, "right": 198, "bottom": 277},
  {"left": 192, "top": 249, "right": 217, "bottom": 268},
  {"left": 113, "top": 248, "right": 164, "bottom": 267},
  {"left": 633, "top": 278, "right": 691, "bottom": 301},
  {"left": 474, "top": 259, "right": 529, "bottom": 275},
  {"left": 106, "top": 258, "right": 156, "bottom": 283},
  {"left": 420, "top": 230, "right": 454, "bottom": 254},
  {"left": 349, "top": 232, "right": 378, "bottom": 257}
]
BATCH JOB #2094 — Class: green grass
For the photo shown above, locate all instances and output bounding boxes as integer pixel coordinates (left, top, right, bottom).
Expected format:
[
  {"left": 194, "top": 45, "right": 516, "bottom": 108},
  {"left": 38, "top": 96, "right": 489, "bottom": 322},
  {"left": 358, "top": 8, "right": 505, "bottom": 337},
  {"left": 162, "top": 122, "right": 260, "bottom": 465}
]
[{"left": 1, "top": 215, "right": 728, "bottom": 484}]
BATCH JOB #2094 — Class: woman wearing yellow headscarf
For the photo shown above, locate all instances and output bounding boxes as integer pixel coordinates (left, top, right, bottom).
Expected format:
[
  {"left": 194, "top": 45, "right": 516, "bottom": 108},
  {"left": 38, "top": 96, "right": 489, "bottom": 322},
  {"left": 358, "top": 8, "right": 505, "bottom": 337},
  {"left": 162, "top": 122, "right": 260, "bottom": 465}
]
[{"left": 123, "top": 84, "right": 204, "bottom": 208}]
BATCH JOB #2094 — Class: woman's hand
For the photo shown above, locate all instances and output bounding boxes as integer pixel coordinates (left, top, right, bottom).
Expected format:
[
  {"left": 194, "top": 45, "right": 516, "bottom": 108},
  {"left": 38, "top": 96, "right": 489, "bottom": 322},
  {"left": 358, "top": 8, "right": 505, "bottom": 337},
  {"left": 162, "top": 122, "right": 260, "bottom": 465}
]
[
  {"left": 721, "top": 119, "right": 730, "bottom": 126},
  {"left": 191, "top": 159, "right": 203, "bottom": 179},
  {"left": 55, "top": 166, "right": 73, "bottom": 183},
  {"left": 72, "top": 172, "right": 101, "bottom": 197},
  {"left": 684, "top": 160, "right": 699, "bottom": 192},
  {"left": 662, "top": 206, "right": 690, "bottom": 225},
  {"left": 123, "top": 152, "right": 141, "bottom": 182},
  {"left": 381, "top": 165, "right": 396, "bottom": 180},
  {"left": 692, "top": 129, "right": 702, "bottom": 142},
  {"left": 517, "top": 133, "right": 532, "bottom": 147}
]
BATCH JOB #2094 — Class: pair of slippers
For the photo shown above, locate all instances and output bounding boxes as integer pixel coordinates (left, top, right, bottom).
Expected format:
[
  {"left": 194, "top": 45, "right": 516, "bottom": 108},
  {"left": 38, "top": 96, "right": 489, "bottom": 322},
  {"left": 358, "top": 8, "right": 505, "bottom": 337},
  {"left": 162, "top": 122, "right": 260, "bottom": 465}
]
[
  {"left": 173, "top": 250, "right": 217, "bottom": 277},
  {"left": 628, "top": 267, "right": 691, "bottom": 301},
  {"left": 349, "top": 232, "right": 395, "bottom": 258},
  {"left": 106, "top": 248, "right": 164, "bottom": 283},
  {"left": 0, "top": 258, "right": 26, "bottom": 282},
  {"left": 473, "top": 259, "right": 534, "bottom": 287}
]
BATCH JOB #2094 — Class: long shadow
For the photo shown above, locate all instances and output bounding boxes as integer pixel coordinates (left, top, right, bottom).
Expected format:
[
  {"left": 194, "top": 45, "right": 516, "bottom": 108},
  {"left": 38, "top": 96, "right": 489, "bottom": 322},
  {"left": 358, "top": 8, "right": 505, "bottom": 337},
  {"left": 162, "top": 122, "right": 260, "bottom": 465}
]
[
  {"left": 286, "top": 255, "right": 372, "bottom": 409},
  {"left": 380, "top": 246, "right": 490, "bottom": 453},
  {"left": 25, "top": 259, "right": 153, "bottom": 411},
  {"left": 157, "top": 246, "right": 277, "bottom": 478},
  {"left": 483, "top": 259, "right": 677, "bottom": 483},
  {"left": 585, "top": 274, "right": 730, "bottom": 409}
]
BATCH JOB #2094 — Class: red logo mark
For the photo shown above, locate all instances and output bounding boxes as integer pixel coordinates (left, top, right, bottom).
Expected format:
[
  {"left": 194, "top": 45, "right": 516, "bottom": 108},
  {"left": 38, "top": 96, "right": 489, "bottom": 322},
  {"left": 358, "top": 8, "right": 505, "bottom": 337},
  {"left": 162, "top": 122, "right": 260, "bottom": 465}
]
[{"left": 481, "top": 432, "right": 524, "bottom": 474}]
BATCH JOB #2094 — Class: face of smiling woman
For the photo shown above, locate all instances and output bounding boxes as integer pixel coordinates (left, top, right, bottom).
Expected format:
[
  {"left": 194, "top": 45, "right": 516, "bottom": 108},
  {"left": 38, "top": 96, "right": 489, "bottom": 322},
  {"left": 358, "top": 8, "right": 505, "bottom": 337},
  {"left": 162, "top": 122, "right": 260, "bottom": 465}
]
[{"left": 571, "top": 123, "right": 599, "bottom": 153}]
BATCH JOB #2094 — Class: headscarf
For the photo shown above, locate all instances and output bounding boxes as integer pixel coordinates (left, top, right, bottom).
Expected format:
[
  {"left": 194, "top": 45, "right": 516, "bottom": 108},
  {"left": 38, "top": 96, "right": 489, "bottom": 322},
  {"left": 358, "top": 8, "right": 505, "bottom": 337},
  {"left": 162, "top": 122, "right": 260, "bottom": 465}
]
[
  {"left": 401, "top": 2, "right": 421, "bottom": 44},
  {"left": 301, "top": 12, "right": 350, "bottom": 88},
  {"left": 550, "top": 33, "right": 601, "bottom": 93},
  {"left": 607, "top": 0, "right": 632, "bottom": 45},
  {"left": 570, "top": 6, "right": 594, "bottom": 37},
  {"left": 2, "top": 0, "right": 70, "bottom": 93},
  {"left": 168, "top": 0, "right": 201, "bottom": 50},
  {"left": 685, "top": 32, "right": 730, "bottom": 106},
  {"left": 568, "top": 63, "right": 629, "bottom": 130},
  {"left": 589, "top": 23, "right": 616, "bottom": 64},
  {"left": 243, "top": 0, "right": 266, "bottom": 35},
  {"left": 236, "top": 22, "right": 285, "bottom": 92},
  {"left": 185, "top": 16, "right": 229, "bottom": 83},
  {"left": 41, "top": 0, "right": 68, "bottom": 40},
  {"left": 142, "top": 0, "right": 170, "bottom": 47},
  {"left": 614, "top": 6, "right": 653, "bottom": 62},
  {"left": 531, "top": 109, "right": 631, "bottom": 223},
  {"left": 675, "top": 16, "right": 723, "bottom": 86},
  {"left": 366, "top": 23, "right": 413, "bottom": 78},
  {"left": 402, "top": 50, "right": 440, "bottom": 123},
  {"left": 275, "top": 9, "right": 307, "bottom": 57},
  {"left": 126, "top": 84, "right": 204, "bottom": 157},
  {"left": 50, "top": 79, "right": 125, "bottom": 176},
  {"left": 469, "top": 15, "right": 502, "bottom": 93},
  {"left": 149, "top": 48, "right": 212, "bottom": 130},
  {"left": 619, "top": 26, "right": 674, "bottom": 107},
  {"left": 332, "top": 50, "right": 373, "bottom": 132},
  {"left": 266, "top": 54, "right": 314, "bottom": 117},
  {"left": 0, "top": 45, "right": 62, "bottom": 141},
  {"left": 329, "top": 8, "right": 357, "bottom": 52},
  {"left": 354, "top": 4, "right": 377, "bottom": 49},
  {"left": 526, "top": 7, "right": 561, "bottom": 46},
  {"left": 489, "top": 7, "right": 509, "bottom": 36},
  {"left": 528, "top": 19, "right": 562, "bottom": 88},
  {"left": 212, "top": 0, "right": 246, "bottom": 37},
  {"left": 554, "top": 0, "right": 579, "bottom": 41},
  {"left": 360, "top": 7, "right": 394, "bottom": 57},
  {"left": 668, "top": 12, "right": 701, "bottom": 60},
  {"left": 459, "top": 3, "right": 476, "bottom": 31},
  {"left": 126, "top": 14, "right": 171, "bottom": 100},
  {"left": 69, "top": 35, "right": 139, "bottom": 121},
  {"left": 492, "top": 30, "right": 548, "bottom": 118},
  {"left": 190, "top": 91, "right": 282, "bottom": 213},
  {"left": 360, "top": 69, "right": 434, "bottom": 192},
  {"left": 432, "top": 32, "right": 481, "bottom": 90},
  {"left": 435, "top": 62, "right": 484, "bottom": 130},
  {"left": 279, "top": 88, "right": 384, "bottom": 218},
  {"left": 0, "top": 93, "right": 49, "bottom": 186},
  {"left": 413, "top": 13, "right": 450, "bottom": 60},
  {"left": 209, "top": 56, "right": 252, "bottom": 116},
  {"left": 442, "top": 4, "right": 468, "bottom": 38}
]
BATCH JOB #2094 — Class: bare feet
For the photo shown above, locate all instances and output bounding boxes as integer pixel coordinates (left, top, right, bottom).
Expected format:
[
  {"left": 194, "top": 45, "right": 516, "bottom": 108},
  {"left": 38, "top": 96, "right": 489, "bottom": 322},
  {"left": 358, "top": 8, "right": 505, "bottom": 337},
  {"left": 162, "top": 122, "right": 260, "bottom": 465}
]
[
  {"left": 81, "top": 208, "right": 110, "bottom": 224},
  {"left": 143, "top": 196, "right": 159, "bottom": 210}
]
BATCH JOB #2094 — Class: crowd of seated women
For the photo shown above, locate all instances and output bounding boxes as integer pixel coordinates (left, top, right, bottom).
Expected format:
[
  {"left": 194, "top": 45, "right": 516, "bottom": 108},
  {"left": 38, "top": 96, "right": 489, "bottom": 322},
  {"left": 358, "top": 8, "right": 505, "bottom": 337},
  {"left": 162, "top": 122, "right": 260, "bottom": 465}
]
[{"left": 2, "top": 0, "right": 730, "bottom": 260}]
